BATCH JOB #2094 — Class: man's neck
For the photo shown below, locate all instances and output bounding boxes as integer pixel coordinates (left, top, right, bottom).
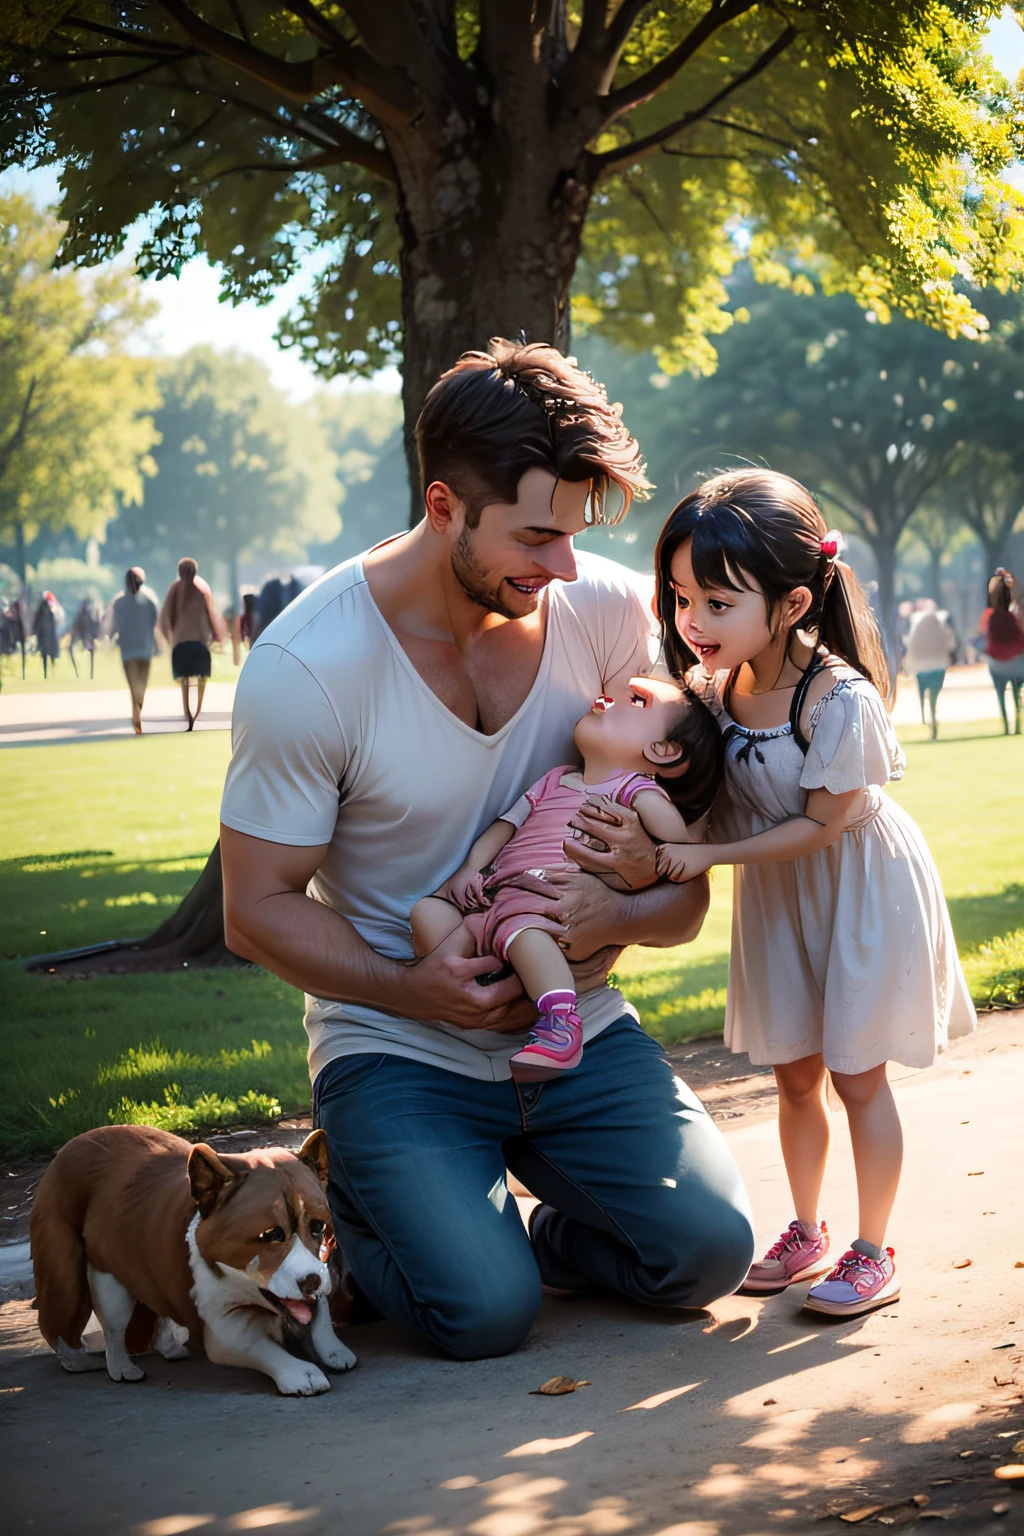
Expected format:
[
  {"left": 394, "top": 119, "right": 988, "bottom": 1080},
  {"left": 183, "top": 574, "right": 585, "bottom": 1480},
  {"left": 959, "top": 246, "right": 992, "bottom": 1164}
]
[{"left": 364, "top": 522, "right": 534, "bottom": 653}]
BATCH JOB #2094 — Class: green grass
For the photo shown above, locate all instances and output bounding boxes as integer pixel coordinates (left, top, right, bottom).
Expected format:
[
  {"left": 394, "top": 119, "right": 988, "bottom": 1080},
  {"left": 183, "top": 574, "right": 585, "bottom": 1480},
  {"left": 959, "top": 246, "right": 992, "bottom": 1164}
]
[
  {"left": 0, "top": 641, "right": 239, "bottom": 694},
  {"left": 0, "top": 720, "right": 1020, "bottom": 1155}
]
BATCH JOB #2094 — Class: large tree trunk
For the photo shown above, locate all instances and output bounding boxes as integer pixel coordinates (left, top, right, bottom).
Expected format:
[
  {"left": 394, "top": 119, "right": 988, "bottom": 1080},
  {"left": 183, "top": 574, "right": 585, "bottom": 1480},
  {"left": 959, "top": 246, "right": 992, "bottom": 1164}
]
[{"left": 387, "top": 62, "right": 595, "bottom": 522}]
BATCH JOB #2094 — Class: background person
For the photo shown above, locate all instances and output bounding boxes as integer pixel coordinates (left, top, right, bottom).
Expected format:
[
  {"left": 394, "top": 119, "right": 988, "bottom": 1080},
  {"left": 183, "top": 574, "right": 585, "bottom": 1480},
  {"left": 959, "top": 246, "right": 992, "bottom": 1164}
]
[
  {"left": 231, "top": 590, "right": 257, "bottom": 666},
  {"left": 977, "top": 569, "right": 1024, "bottom": 735},
  {"left": 903, "top": 597, "right": 956, "bottom": 740},
  {"left": 159, "top": 557, "right": 226, "bottom": 731},
  {"left": 32, "top": 590, "right": 63, "bottom": 679},
  {"left": 105, "top": 566, "right": 159, "bottom": 734}
]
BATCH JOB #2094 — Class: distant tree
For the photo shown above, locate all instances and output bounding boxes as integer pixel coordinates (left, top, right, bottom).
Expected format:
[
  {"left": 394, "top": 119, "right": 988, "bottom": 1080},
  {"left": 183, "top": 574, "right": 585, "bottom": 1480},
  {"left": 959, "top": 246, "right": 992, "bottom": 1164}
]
[
  {"left": 0, "top": 194, "right": 159, "bottom": 583},
  {"left": 638, "top": 274, "right": 1024, "bottom": 646},
  {"left": 931, "top": 447, "right": 1024, "bottom": 595},
  {"left": 906, "top": 503, "right": 969, "bottom": 606},
  {"left": 107, "top": 347, "right": 340, "bottom": 601},
  {"left": 312, "top": 388, "right": 406, "bottom": 562},
  {"left": 2, "top": 3, "right": 1021, "bottom": 508}
]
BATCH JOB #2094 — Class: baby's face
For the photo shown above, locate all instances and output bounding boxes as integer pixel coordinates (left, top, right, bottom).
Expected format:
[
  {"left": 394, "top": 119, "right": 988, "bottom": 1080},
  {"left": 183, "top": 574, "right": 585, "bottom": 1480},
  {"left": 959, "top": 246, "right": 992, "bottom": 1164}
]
[{"left": 574, "top": 675, "right": 686, "bottom": 770}]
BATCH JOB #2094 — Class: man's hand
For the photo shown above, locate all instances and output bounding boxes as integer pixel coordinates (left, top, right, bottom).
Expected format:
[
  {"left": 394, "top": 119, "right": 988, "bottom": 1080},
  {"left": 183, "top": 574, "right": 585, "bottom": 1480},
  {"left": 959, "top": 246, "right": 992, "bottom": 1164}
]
[
  {"left": 439, "top": 868, "right": 489, "bottom": 912},
  {"left": 564, "top": 794, "right": 658, "bottom": 890},
  {"left": 655, "top": 842, "right": 714, "bottom": 883},
  {"left": 538, "top": 867, "right": 629, "bottom": 971},
  {"left": 404, "top": 927, "right": 535, "bottom": 1034}
]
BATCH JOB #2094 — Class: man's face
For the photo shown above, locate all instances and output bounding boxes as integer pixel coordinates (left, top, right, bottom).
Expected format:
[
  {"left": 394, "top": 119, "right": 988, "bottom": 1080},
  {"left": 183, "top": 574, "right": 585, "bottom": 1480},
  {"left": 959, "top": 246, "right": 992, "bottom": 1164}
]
[{"left": 449, "top": 468, "right": 589, "bottom": 619}]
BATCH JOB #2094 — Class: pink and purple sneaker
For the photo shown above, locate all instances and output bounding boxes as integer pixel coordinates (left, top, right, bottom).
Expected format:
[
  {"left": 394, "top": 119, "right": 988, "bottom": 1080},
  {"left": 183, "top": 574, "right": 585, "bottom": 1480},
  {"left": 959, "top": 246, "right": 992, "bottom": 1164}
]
[
  {"left": 804, "top": 1246, "right": 900, "bottom": 1316},
  {"left": 510, "top": 1010, "right": 583, "bottom": 1082},
  {"left": 740, "top": 1219, "right": 831, "bottom": 1295}
]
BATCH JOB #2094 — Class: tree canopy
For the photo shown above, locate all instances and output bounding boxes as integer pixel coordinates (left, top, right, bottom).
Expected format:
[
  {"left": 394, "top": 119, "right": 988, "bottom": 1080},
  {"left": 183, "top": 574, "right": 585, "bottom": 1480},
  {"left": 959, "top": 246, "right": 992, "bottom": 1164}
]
[
  {"left": 3, "top": 3, "right": 1022, "bottom": 500},
  {"left": 105, "top": 345, "right": 341, "bottom": 598},
  {"left": 0, "top": 193, "right": 159, "bottom": 581}
]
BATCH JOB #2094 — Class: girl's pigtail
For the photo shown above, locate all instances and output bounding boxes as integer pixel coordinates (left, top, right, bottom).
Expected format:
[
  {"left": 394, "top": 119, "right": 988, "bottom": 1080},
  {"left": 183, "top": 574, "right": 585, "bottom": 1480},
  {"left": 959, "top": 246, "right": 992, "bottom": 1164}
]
[{"left": 819, "top": 561, "right": 890, "bottom": 699}]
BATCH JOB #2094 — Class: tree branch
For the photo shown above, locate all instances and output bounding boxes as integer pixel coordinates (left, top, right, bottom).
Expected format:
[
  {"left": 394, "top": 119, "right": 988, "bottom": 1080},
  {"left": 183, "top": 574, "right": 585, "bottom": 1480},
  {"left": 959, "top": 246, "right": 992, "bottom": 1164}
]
[
  {"left": 0, "top": 380, "right": 38, "bottom": 483},
  {"left": 604, "top": 0, "right": 758, "bottom": 122},
  {"left": 594, "top": 23, "right": 797, "bottom": 173},
  {"left": 281, "top": 0, "right": 419, "bottom": 124}
]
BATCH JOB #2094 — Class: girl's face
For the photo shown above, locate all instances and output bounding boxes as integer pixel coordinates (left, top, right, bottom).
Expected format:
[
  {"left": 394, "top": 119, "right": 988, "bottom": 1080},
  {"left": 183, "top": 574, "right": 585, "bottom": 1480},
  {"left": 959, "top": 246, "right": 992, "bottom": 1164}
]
[{"left": 669, "top": 539, "right": 777, "bottom": 672}]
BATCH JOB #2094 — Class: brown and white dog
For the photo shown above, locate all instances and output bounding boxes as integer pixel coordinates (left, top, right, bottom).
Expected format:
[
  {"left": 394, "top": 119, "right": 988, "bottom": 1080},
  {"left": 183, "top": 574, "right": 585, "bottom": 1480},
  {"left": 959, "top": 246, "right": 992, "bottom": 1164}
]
[{"left": 31, "top": 1123, "right": 355, "bottom": 1396}]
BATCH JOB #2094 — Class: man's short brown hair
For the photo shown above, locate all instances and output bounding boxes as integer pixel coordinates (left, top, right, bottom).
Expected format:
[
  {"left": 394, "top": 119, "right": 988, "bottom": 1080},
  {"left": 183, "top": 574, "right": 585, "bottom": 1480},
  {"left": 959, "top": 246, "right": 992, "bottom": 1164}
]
[
  {"left": 415, "top": 338, "right": 651, "bottom": 526},
  {"left": 177, "top": 557, "right": 198, "bottom": 579}
]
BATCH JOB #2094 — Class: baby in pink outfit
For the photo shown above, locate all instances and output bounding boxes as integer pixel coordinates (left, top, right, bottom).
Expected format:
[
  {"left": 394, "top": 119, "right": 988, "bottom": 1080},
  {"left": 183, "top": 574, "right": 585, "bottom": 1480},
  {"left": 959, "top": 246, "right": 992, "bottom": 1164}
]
[{"left": 411, "top": 675, "right": 723, "bottom": 1081}]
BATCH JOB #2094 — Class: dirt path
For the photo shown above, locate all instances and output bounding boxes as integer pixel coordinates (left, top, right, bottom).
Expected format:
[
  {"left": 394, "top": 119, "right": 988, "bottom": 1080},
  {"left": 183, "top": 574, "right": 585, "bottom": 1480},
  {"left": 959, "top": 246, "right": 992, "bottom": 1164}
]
[{"left": 3, "top": 1013, "right": 1022, "bottom": 1536}]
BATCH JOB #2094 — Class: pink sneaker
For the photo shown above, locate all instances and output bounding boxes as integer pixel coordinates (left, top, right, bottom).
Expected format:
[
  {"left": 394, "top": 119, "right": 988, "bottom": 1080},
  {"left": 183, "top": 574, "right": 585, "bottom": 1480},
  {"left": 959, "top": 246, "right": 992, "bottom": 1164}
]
[
  {"left": 804, "top": 1247, "right": 900, "bottom": 1317},
  {"left": 510, "top": 1010, "right": 583, "bottom": 1082},
  {"left": 739, "top": 1219, "right": 830, "bottom": 1294}
]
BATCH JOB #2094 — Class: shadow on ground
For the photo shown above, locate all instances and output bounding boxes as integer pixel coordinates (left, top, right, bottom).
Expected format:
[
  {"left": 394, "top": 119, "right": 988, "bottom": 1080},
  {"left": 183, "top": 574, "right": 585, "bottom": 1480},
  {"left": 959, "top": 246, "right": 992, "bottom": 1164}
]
[{"left": 2, "top": 1289, "right": 1020, "bottom": 1536}]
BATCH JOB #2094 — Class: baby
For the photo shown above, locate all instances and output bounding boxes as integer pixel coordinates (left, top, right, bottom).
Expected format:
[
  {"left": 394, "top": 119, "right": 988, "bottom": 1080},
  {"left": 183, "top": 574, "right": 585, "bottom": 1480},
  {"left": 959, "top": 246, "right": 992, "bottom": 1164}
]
[{"left": 411, "top": 675, "right": 723, "bottom": 1081}]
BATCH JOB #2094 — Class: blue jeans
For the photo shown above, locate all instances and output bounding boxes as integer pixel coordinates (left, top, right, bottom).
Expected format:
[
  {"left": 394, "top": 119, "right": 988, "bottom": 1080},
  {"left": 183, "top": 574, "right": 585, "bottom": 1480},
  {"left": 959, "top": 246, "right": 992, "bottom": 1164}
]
[{"left": 312, "top": 1016, "right": 754, "bottom": 1360}]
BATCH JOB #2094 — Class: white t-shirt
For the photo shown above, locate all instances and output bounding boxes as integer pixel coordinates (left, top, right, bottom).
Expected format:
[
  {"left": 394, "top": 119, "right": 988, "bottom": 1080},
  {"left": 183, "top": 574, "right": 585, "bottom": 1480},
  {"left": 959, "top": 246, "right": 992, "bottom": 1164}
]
[{"left": 220, "top": 548, "right": 656, "bottom": 1083}]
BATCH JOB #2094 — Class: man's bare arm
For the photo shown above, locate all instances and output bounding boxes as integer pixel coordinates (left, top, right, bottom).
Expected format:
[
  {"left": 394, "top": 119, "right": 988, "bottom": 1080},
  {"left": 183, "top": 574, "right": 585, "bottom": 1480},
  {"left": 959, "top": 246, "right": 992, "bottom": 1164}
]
[{"left": 220, "top": 825, "right": 535, "bottom": 1033}]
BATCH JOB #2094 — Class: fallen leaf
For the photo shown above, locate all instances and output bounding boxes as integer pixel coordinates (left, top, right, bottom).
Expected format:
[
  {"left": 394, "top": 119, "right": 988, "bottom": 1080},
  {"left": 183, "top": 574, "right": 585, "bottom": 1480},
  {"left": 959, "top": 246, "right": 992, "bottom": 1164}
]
[
  {"left": 993, "top": 1465, "right": 1024, "bottom": 1482},
  {"left": 952, "top": 1259, "right": 973, "bottom": 1269},
  {"left": 1014, "top": 1440, "right": 1024, "bottom": 1456},
  {"left": 529, "top": 1376, "right": 591, "bottom": 1396},
  {"left": 959, "top": 1451, "right": 978, "bottom": 1459},
  {"left": 1014, "top": 1262, "right": 1024, "bottom": 1270},
  {"left": 993, "top": 1503, "right": 1011, "bottom": 1515},
  {"left": 839, "top": 1505, "right": 887, "bottom": 1524},
  {"left": 912, "top": 1495, "right": 930, "bottom": 1508},
  {"left": 968, "top": 1170, "right": 985, "bottom": 1176},
  {"left": 763, "top": 1397, "right": 777, "bottom": 1405}
]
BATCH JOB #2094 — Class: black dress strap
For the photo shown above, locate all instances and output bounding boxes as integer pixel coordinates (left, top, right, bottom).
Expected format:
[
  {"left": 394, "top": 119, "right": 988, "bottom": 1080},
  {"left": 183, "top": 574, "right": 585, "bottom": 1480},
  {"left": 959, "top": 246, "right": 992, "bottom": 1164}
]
[{"left": 789, "top": 652, "right": 831, "bottom": 755}]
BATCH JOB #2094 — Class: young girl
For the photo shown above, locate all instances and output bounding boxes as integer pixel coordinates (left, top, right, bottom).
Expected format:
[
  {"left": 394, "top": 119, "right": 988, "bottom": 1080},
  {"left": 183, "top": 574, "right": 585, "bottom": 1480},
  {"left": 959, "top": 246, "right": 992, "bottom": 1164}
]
[
  {"left": 411, "top": 675, "right": 722, "bottom": 1082},
  {"left": 651, "top": 468, "right": 976, "bottom": 1317}
]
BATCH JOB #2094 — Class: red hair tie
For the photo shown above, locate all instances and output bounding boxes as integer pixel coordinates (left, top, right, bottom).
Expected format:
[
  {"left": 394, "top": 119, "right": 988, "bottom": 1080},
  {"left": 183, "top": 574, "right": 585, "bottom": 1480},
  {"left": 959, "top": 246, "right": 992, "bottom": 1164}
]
[{"left": 820, "top": 529, "right": 845, "bottom": 561}]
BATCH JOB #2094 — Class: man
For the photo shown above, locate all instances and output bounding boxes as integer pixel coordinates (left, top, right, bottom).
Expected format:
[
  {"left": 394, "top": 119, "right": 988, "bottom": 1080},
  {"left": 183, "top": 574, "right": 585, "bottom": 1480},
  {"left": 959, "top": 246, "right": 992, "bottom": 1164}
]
[
  {"left": 220, "top": 340, "right": 754, "bottom": 1361},
  {"left": 159, "top": 557, "right": 225, "bottom": 731},
  {"left": 105, "top": 567, "right": 159, "bottom": 734}
]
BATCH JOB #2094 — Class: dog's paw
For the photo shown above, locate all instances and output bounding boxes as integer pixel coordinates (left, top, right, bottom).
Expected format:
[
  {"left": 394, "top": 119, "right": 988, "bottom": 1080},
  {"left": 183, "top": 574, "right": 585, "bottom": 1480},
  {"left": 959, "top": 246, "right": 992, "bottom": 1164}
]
[
  {"left": 153, "top": 1317, "right": 190, "bottom": 1361},
  {"left": 318, "top": 1338, "right": 357, "bottom": 1373},
  {"left": 106, "top": 1359, "right": 145, "bottom": 1383},
  {"left": 56, "top": 1337, "right": 107, "bottom": 1374},
  {"left": 274, "top": 1361, "right": 331, "bottom": 1397}
]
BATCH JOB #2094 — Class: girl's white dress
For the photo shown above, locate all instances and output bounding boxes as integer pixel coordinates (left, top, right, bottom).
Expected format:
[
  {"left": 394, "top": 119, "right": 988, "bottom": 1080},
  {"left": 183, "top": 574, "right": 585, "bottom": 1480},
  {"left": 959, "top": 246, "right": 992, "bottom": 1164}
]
[{"left": 692, "top": 663, "right": 976, "bottom": 1074}]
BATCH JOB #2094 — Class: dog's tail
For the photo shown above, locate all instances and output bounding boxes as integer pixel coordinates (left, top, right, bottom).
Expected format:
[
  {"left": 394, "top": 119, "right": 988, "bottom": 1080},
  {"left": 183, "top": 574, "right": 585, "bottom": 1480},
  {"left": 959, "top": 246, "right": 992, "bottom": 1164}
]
[{"left": 30, "top": 1155, "right": 92, "bottom": 1351}]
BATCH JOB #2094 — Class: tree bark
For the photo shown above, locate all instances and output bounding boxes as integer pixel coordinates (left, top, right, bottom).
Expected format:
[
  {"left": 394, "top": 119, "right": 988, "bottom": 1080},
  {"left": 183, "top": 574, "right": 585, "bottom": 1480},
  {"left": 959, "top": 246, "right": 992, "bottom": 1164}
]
[
  {"left": 37, "top": 842, "right": 244, "bottom": 976},
  {"left": 386, "top": 71, "right": 595, "bottom": 521},
  {"left": 872, "top": 537, "right": 900, "bottom": 672}
]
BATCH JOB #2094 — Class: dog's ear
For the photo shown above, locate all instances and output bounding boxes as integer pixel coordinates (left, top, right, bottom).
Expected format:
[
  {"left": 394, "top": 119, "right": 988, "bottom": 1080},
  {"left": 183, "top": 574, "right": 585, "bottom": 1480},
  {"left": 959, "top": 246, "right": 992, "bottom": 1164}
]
[
  {"left": 188, "top": 1144, "right": 239, "bottom": 1218},
  {"left": 296, "top": 1129, "right": 329, "bottom": 1190}
]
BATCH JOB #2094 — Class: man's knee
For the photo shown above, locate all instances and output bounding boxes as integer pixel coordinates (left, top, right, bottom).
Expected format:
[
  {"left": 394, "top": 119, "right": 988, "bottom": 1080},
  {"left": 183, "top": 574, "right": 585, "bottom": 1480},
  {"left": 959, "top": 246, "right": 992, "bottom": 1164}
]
[
  {"left": 428, "top": 1269, "right": 543, "bottom": 1361},
  {"left": 648, "top": 1199, "right": 755, "bottom": 1310}
]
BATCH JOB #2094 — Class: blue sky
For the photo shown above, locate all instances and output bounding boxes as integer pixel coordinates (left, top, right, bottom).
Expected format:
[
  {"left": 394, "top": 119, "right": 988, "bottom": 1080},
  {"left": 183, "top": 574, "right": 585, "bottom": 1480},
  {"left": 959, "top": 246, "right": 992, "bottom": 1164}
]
[{"left": 3, "top": 8, "right": 1023, "bottom": 401}]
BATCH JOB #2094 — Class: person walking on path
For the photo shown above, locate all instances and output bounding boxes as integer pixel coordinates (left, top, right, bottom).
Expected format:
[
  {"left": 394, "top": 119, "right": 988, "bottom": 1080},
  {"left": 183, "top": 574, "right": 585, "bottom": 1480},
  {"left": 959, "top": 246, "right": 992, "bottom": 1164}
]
[
  {"left": 32, "top": 591, "right": 63, "bottom": 679},
  {"left": 105, "top": 567, "right": 159, "bottom": 734},
  {"left": 219, "top": 339, "right": 754, "bottom": 1362},
  {"left": 159, "top": 557, "right": 226, "bottom": 731},
  {"left": 231, "top": 591, "right": 257, "bottom": 666},
  {"left": 903, "top": 598, "right": 956, "bottom": 740},
  {"left": 646, "top": 470, "right": 976, "bottom": 1319},
  {"left": 976, "top": 569, "right": 1024, "bottom": 735}
]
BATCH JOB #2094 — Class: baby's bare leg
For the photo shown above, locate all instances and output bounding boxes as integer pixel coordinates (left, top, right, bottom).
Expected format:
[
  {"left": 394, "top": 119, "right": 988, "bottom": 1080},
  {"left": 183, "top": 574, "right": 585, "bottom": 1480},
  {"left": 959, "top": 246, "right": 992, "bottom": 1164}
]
[
  {"left": 411, "top": 896, "right": 472, "bottom": 957},
  {"left": 506, "top": 928, "right": 575, "bottom": 1003}
]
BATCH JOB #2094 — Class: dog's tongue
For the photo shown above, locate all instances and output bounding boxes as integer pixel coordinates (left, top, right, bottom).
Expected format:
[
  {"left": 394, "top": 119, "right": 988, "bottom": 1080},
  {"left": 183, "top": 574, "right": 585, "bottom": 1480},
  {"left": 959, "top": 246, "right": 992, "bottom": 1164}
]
[{"left": 283, "top": 1298, "right": 313, "bottom": 1326}]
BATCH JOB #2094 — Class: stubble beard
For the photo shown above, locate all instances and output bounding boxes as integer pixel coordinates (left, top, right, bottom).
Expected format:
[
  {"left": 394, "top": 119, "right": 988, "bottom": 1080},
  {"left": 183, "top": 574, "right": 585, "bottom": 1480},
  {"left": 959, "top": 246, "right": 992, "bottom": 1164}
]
[{"left": 450, "top": 527, "right": 522, "bottom": 620}]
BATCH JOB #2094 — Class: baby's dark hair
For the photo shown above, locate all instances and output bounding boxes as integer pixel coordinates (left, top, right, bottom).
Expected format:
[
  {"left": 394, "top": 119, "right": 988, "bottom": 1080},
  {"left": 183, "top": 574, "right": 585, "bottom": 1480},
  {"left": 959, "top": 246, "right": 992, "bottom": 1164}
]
[
  {"left": 653, "top": 687, "right": 724, "bottom": 823},
  {"left": 655, "top": 468, "right": 890, "bottom": 696}
]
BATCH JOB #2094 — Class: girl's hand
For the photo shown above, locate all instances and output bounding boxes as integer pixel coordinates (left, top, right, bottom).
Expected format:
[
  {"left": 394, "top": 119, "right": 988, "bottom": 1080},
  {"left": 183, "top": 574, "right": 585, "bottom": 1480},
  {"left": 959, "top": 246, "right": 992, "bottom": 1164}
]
[
  {"left": 442, "top": 869, "right": 489, "bottom": 912},
  {"left": 655, "top": 842, "right": 714, "bottom": 883}
]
